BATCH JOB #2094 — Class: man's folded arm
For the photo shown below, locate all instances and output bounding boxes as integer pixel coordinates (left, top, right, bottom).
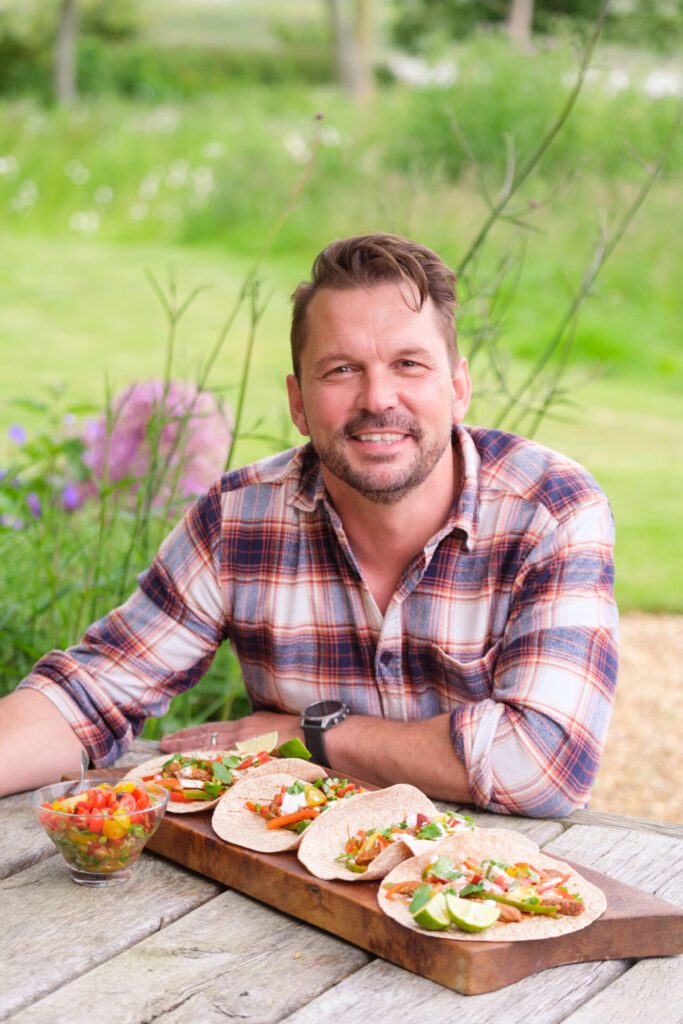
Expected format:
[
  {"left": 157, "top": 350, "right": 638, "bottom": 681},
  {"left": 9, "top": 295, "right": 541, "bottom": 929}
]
[{"left": 324, "top": 499, "right": 618, "bottom": 817}]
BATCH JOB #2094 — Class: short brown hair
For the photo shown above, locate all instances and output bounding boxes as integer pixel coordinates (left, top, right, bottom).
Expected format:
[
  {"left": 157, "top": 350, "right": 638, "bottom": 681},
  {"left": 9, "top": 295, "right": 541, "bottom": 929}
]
[{"left": 290, "top": 233, "right": 458, "bottom": 377}]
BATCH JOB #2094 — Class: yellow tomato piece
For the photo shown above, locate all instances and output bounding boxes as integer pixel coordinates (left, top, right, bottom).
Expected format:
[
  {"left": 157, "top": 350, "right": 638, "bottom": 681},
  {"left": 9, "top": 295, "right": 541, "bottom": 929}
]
[
  {"left": 304, "top": 784, "right": 327, "bottom": 807},
  {"left": 66, "top": 828, "right": 93, "bottom": 845},
  {"left": 102, "top": 818, "right": 128, "bottom": 840},
  {"left": 114, "top": 781, "right": 137, "bottom": 793}
]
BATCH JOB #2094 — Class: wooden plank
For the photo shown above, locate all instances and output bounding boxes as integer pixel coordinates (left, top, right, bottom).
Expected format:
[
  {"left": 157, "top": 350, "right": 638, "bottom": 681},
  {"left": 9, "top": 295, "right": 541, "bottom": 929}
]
[
  {"left": 542, "top": 824, "right": 683, "bottom": 906},
  {"left": 560, "top": 956, "right": 683, "bottom": 1024},
  {"left": 5, "top": 889, "right": 370, "bottom": 1024},
  {"left": 562, "top": 807, "right": 683, "bottom": 841},
  {"left": 0, "top": 793, "right": 56, "bottom": 880},
  {"left": 451, "top": 806, "right": 565, "bottom": 847},
  {"left": 281, "top": 957, "right": 627, "bottom": 1024},
  {"left": 0, "top": 853, "right": 221, "bottom": 1020},
  {"left": 281, "top": 816, "right": 683, "bottom": 1021}
]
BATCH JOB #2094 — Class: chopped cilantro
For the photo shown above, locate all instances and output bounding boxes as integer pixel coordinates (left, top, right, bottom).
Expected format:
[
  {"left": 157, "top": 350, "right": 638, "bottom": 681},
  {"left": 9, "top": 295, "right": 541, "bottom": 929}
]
[
  {"left": 212, "top": 761, "right": 233, "bottom": 784},
  {"left": 459, "top": 881, "right": 485, "bottom": 897},
  {"left": 423, "top": 855, "right": 462, "bottom": 881}
]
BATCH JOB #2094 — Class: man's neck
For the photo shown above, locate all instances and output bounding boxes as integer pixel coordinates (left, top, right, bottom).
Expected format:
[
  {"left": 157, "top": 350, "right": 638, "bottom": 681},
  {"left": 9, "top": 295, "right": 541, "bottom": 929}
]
[{"left": 321, "top": 449, "right": 461, "bottom": 612}]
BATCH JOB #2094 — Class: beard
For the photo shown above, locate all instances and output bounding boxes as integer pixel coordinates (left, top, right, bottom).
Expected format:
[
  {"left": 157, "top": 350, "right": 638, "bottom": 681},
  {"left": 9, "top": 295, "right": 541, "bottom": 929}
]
[{"left": 311, "top": 412, "right": 453, "bottom": 506}]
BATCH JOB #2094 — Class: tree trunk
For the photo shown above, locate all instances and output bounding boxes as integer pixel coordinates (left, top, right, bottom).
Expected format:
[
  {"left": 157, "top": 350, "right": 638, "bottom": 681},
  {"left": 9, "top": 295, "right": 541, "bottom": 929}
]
[
  {"left": 326, "top": 0, "right": 358, "bottom": 93},
  {"left": 354, "top": 0, "right": 375, "bottom": 101},
  {"left": 506, "top": 0, "right": 535, "bottom": 49},
  {"left": 54, "top": 0, "right": 78, "bottom": 105}
]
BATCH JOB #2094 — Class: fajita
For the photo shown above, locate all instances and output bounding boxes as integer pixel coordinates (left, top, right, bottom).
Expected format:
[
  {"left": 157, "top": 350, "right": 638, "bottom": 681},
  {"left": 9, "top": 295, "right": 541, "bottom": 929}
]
[{"left": 378, "top": 831, "right": 606, "bottom": 942}]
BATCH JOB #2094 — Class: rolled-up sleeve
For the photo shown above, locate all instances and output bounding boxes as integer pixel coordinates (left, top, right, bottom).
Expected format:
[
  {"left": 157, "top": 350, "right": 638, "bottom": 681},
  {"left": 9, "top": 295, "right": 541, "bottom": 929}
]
[
  {"left": 450, "top": 497, "right": 619, "bottom": 817},
  {"left": 17, "top": 483, "right": 226, "bottom": 766}
]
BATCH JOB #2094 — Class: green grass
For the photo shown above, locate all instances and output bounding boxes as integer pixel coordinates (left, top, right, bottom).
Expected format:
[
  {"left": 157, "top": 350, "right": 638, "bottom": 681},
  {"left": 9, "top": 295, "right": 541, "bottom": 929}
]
[{"left": 1, "top": 229, "right": 681, "bottom": 614}]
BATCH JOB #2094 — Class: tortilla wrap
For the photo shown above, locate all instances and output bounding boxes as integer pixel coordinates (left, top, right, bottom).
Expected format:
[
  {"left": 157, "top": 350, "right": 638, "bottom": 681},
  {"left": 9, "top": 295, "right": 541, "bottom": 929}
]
[
  {"left": 297, "top": 786, "right": 538, "bottom": 881},
  {"left": 378, "top": 831, "right": 606, "bottom": 942},
  {"left": 297, "top": 784, "right": 440, "bottom": 881},
  {"left": 211, "top": 767, "right": 329, "bottom": 850},
  {"left": 124, "top": 751, "right": 316, "bottom": 815}
]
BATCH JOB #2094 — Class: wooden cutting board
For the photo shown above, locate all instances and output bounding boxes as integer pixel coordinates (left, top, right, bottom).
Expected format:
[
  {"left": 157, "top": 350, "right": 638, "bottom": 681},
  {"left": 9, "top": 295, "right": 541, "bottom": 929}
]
[{"left": 92, "top": 769, "right": 683, "bottom": 994}]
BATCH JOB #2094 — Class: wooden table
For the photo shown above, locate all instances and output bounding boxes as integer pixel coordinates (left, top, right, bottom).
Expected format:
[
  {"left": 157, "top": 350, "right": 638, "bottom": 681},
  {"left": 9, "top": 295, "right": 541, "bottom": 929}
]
[{"left": 2, "top": 739, "right": 682, "bottom": 1023}]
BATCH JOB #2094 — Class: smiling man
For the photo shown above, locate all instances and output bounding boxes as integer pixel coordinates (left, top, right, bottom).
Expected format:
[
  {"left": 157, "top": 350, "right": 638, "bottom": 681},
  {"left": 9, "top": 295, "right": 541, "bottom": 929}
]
[{"left": 1, "top": 234, "right": 619, "bottom": 814}]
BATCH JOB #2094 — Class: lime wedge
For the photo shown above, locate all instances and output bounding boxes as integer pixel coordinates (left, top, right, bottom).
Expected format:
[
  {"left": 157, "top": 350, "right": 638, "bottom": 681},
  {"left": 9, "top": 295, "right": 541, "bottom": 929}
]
[
  {"left": 234, "top": 731, "right": 279, "bottom": 755},
  {"left": 276, "top": 737, "right": 312, "bottom": 761},
  {"left": 411, "top": 892, "right": 451, "bottom": 931},
  {"left": 445, "top": 894, "right": 500, "bottom": 933}
]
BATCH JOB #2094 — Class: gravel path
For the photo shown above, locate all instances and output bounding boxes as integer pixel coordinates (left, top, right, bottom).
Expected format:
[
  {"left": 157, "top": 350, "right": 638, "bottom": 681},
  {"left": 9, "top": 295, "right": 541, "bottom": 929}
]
[{"left": 589, "top": 612, "right": 683, "bottom": 823}]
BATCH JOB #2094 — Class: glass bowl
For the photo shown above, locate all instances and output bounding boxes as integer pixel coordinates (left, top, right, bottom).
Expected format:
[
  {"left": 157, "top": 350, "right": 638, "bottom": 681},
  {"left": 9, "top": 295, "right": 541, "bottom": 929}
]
[{"left": 31, "top": 777, "right": 169, "bottom": 886}]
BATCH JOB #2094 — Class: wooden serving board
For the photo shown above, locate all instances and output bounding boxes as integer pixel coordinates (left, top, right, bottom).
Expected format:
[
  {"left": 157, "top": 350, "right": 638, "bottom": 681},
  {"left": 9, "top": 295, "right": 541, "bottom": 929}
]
[{"left": 100, "top": 770, "right": 683, "bottom": 995}]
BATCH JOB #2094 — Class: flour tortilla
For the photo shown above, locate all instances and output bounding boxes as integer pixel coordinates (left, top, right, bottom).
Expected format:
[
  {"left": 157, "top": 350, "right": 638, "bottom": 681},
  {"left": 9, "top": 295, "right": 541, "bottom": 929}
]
[
  {"left": 125, "top": 751, "right": 316, "bottom": 815},
  {"left": 297, "top": 784, "right": 439, "bottom": 881},
  {"left": 378, "top": 831, "right": 606, "bottom": 942},
  {"left": 297, "top": 786, "right": 539, "bottom": 882},
  {"left": 211, "top": 767, "right": 329, "bottom": 851}
]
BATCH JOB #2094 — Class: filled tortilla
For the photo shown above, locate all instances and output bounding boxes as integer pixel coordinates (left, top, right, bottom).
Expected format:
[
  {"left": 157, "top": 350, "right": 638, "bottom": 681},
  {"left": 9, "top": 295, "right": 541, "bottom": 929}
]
[
  {"left": 298, "top": 784, "right": 452, "bottom": 881},
  {"left": 378, "top": 831, "right": 606, "bottom": 942},
  {"left": 211, "top": 769, "right": 366, "bottom": 851},
  {"left": 125, "top": 750, "right": 315, "bottom": 815},
  {"left": 297, "top": 785, "right": 538, "bottom": 881}
]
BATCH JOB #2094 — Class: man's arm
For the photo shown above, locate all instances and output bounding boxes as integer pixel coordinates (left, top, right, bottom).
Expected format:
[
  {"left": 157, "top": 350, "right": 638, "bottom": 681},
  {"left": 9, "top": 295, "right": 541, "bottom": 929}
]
[
  {"left": 0, "top": 690, "right": 85, "bottom": 797},
  {"left": 160, "top": 710, "right": 472, "bottom": 803}
]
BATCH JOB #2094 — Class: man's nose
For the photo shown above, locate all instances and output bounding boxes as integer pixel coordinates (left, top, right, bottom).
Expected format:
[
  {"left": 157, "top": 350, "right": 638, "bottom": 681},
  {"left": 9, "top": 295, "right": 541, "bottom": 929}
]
[{"left": 356, "top": 369, "right": 397, "bottom": 411}]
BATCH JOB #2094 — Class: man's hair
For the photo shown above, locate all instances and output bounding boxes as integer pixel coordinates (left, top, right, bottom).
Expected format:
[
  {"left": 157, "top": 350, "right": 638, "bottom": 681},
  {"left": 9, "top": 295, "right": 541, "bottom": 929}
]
[{"left": 290, "top": 232, "right": 458, "bottom": 378}]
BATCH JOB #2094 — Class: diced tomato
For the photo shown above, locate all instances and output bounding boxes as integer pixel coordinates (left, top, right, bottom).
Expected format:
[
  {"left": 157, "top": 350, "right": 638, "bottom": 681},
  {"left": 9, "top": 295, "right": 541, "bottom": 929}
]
[{"left": 117, "top": 793, "right": 136, "bottom": 814}]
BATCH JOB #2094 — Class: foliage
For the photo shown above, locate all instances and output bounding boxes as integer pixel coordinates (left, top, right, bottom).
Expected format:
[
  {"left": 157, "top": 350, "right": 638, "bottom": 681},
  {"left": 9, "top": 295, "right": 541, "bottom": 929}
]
[{"left": 392, "top": 0, "right": 683, "bottom": 53}]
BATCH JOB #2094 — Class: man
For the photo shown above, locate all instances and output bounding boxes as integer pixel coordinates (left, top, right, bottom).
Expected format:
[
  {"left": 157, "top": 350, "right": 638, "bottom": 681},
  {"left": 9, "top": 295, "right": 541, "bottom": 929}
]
[{"left": 0, "top": 234, "right": 618, "bottom": 814}]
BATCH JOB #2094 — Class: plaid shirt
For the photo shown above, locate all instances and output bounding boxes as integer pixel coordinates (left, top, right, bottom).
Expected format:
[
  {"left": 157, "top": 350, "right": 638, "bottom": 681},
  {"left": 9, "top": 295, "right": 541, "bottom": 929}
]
[{"left": 20, "top": 426, "right": 618, "bottom": 816}]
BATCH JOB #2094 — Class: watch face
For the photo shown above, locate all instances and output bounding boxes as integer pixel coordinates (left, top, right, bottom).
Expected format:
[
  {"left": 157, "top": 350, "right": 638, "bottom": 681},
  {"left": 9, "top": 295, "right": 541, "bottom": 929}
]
[{"left": 307, "top": 700, "right": 344, "bottom": 720}]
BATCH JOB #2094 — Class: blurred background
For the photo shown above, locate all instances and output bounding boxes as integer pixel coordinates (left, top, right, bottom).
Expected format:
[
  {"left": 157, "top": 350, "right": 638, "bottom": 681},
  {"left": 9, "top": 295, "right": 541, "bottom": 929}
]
[{"left": 0, "top": 1, "right": 681, "bottom": 818}]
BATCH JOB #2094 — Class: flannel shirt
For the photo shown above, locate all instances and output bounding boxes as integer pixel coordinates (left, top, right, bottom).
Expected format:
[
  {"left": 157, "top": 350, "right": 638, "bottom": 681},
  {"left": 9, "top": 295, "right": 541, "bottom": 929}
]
[{"left": 19, "top": 426, "right": 618, "bottom": 816}]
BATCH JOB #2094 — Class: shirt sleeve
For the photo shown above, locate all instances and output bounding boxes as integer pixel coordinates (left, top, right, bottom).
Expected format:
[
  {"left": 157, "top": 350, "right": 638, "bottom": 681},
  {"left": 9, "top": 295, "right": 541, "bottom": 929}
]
[
  {"left": 16, "top": 483, "right": 226, "bottom": 767},
  {"left": 450, "top": 496, "right": 619, "bottom": 817}
]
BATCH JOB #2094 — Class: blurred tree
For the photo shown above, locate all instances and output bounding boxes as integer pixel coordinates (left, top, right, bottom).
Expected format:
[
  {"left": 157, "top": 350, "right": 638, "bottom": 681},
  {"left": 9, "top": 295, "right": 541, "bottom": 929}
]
[
  {"left": 54, "top": 0, "right": 78, "bottom": 103},
  {"left": 507, "top": 0, "right": 535, "bottom": 48},
  {"left": 326, "top": 0, "right": 375, "bottom": 99}
]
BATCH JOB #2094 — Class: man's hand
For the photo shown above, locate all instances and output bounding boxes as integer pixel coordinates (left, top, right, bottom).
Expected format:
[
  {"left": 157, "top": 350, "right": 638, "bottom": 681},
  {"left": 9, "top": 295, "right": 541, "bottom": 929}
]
[{"left": 159, "top": 711, "right": 303, "bottom": 754}]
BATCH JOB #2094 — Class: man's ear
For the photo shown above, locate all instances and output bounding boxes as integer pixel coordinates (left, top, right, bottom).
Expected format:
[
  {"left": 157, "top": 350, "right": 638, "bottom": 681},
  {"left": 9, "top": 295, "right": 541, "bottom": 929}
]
[
  {"left": 451, "top": 357, "right": 471, "bottom": 425},
  {"left": 287, "top": 373, "right": 310, "bottom": 436}
]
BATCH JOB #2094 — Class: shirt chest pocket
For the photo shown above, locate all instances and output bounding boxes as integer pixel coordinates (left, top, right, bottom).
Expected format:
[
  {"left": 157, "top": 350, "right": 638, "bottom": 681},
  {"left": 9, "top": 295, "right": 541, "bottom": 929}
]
[{"left": 428, "top": 642, "right": 500, "bottom": 706}]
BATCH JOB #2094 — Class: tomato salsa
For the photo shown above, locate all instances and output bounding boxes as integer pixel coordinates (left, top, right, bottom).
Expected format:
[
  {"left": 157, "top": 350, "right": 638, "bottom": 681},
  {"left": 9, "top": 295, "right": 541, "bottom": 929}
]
[{"left": 38, "top": 781, "right": 166, "bottom": 874}]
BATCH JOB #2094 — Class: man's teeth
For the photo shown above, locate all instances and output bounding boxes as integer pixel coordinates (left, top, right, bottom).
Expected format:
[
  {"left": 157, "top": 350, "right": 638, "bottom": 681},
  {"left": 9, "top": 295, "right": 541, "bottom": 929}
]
[{"left": 356, "top": 433, "right": 405, "bottom": 443}]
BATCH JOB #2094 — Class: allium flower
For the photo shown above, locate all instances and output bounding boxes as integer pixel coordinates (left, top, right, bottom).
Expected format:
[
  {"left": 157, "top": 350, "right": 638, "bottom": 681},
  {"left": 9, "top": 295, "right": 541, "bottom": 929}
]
[
  {"left": 9, "top": 424, "right": 26, "bottom": 445},
  {"left": 62, "top": 483, "right": 82, "bottom": 512},
  {"left": 81, "top": 380, "right": 232, "bottom": 507},
  {"left": 26, "top": 491, "right": 42, "bottom": 518}
]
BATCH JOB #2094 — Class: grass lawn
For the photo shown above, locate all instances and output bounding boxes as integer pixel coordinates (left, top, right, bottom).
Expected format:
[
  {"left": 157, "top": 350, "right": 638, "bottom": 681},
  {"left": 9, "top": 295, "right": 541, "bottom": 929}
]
[{"left": 1, "top": 231, "right": 681, "bottom": 613}]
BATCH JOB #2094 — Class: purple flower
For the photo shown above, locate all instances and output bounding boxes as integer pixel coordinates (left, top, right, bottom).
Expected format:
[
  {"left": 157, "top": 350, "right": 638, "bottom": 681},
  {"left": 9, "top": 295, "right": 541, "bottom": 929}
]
[
  {"left": 26, "top": 491, "right": 42, "bottom": 518},
  {"left": 81, "top": 380, "right": 232, "bottom": 507},
  {"left": 0, "top": 514, "right": 23, "bottom": 530},
  {"left": 9, "top": 424, "right": 27, "bottom": 445},
  {"left": 62, "top": 483, "right": 82, "bottom": 512}
]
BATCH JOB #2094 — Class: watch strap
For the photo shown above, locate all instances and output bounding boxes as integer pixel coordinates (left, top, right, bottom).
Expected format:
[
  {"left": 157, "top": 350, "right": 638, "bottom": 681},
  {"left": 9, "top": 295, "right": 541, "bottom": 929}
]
[{"left": 302, "top": 723, "right": 329, "bottom": 768}]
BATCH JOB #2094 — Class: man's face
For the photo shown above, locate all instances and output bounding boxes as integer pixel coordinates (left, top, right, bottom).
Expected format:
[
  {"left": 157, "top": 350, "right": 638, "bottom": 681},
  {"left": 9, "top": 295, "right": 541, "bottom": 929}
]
[{"left": 287, "top": 282, "right": 471, "bottom": 505}]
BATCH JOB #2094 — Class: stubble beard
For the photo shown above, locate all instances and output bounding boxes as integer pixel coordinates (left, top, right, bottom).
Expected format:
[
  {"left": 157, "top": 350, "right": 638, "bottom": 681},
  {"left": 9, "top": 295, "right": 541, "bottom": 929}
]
[{"left": 312, "top": 413, "right": 453, "bottom": 506}]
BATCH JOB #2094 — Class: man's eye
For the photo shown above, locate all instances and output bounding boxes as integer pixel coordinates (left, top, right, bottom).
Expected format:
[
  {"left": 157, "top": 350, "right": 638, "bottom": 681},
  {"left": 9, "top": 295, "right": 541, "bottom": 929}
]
[{"left": 326, "top": 364, "right": 353, "bottom": 376}]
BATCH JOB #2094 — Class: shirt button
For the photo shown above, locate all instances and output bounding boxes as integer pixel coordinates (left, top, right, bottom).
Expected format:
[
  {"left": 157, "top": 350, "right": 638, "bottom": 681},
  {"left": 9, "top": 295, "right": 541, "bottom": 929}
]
[{"left": 380, "top": 650, "right": 394, "bottom": 666}]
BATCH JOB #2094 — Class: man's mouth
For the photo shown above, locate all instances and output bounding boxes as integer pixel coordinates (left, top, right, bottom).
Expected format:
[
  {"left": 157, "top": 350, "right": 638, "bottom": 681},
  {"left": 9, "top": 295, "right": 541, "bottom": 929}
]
[{"left": 353, "top": 432, "right": 407, "bottom": 444}]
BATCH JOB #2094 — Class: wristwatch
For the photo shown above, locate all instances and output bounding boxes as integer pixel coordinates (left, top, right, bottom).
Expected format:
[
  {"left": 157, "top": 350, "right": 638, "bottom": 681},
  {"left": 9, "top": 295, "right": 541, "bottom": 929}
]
[{"left": 300, "top": 699, "right": 350, "bottom": 768}]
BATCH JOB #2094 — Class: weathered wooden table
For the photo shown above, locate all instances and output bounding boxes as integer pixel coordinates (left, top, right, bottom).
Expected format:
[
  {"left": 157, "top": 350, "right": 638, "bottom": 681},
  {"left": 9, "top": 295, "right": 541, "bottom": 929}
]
[{"left": 2, "top": 739, "right": 682, "bottom": 1023}]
